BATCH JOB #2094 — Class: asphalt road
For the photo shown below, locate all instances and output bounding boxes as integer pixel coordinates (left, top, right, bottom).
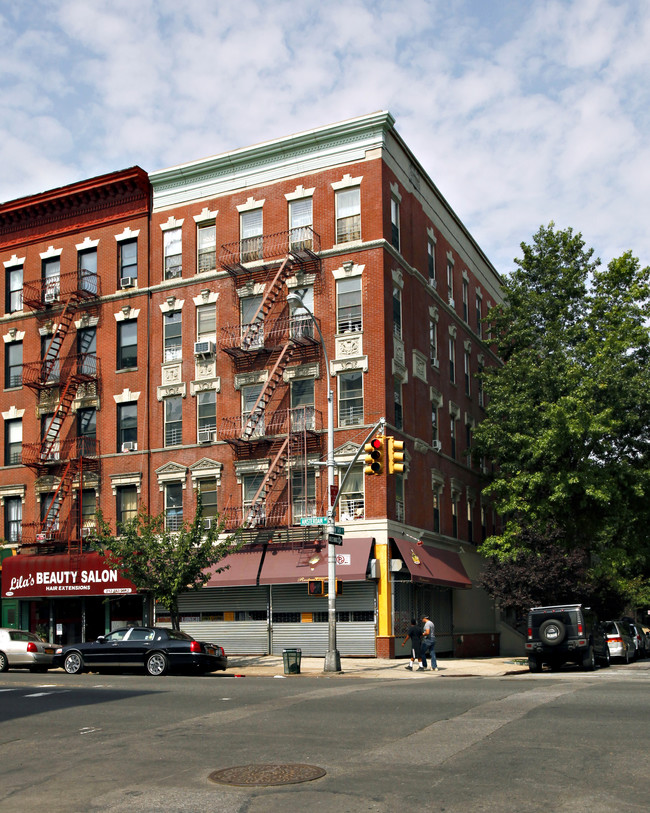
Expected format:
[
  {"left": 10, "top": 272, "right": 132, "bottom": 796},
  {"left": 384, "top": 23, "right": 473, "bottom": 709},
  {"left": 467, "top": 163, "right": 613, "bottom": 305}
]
[{"left": 1, "top": 661, "right": 649, "bottom": 812}]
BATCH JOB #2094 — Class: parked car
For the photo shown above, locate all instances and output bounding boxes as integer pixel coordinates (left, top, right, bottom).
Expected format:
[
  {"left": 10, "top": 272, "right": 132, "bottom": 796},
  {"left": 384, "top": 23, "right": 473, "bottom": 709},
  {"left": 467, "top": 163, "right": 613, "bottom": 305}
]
[
  {"left": 603, "top": 621, "right": 635, "bottom": 663},
  {"left": 638, "top": 624, "right": 650, "bottom": 657},
  {"left": 0, "top": 628, "right": 57, "bottom": 672},
  {"left": 53, "top": 626, "right": 227, "bottom": 676},
  {"left": 526, "top": 604, "right": 610, "bottom": 672},
  {"left": 620, "top": 619, "right": 644, "bottom": 660}
]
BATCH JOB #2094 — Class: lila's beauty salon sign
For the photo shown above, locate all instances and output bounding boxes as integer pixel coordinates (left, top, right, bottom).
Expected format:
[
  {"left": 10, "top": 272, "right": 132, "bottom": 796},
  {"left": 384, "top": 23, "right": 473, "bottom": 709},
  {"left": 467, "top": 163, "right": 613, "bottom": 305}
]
[{"left": 2, "top": 553, "right": 136, "bottom": 598}]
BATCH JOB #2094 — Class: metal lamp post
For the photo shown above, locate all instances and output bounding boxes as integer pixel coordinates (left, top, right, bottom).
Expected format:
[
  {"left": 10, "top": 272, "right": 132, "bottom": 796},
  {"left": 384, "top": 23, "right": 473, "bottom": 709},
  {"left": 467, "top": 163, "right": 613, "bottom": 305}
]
[{"left": 287, "top": 291, "right": 341, "bottom": 672}]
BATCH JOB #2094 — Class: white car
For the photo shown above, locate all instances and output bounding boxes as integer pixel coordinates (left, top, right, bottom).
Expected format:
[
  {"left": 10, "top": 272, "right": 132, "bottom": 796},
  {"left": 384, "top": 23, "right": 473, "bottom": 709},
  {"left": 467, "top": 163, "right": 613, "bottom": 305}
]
[{"left": 0, "top": 628, "right": 57, "bottom": 672}]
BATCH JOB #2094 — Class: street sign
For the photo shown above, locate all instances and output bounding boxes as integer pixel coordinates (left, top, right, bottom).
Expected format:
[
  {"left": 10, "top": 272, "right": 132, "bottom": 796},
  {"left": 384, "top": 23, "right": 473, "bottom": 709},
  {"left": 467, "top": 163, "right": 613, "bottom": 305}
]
[
  {"left": 328, "top": 534, "right": 343, "bottom": 546},
  {"left": 300, "top": 517, "right": 328, "bottom": 526},
  {"left": 334, "top": 526, "right": 345, "bottom": 535}
]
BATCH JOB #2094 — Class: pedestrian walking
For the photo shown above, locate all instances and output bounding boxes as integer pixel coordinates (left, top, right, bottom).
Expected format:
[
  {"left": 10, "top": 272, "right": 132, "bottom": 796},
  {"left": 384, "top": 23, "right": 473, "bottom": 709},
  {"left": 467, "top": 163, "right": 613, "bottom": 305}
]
[
  {"left": 400, "top": 618, "right": 423, "bottom": 670},
  {"left": 420, "top": 614, "right": 439, "bottom": 671}
]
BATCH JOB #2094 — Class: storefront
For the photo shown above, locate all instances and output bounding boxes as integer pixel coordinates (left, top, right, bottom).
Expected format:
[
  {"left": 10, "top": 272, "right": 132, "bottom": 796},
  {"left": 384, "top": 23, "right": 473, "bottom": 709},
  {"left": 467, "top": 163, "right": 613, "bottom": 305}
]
[
  {"left": 161, "top": 537, "right": 377, "bottom": 656},
  {"left": 1, "top": 552, "right": 142, "bottom": 644}
]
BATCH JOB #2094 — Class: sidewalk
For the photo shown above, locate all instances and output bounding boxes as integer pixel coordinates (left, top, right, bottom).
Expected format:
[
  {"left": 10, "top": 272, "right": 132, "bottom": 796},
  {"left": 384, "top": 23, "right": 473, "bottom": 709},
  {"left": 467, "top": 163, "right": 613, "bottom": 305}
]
[{"left": 226, "top": 654, "right": 530, "bottom": 679}]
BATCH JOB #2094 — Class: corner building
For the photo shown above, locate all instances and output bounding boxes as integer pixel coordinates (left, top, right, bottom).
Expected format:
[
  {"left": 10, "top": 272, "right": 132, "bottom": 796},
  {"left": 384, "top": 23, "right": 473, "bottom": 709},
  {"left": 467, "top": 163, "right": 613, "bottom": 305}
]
[{"left": 1, "top": 112, "right": 502, "bottom": 658}]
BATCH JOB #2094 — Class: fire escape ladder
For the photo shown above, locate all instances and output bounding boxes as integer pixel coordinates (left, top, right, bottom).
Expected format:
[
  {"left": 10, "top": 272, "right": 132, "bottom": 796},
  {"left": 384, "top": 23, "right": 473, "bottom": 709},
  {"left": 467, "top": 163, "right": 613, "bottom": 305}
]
[
  {"left": 40, "top": 299, "right": 77, "bottom": 383},
  {"left": 40, "top": 376, "right": 79, "bottom": 459},
  {"left": 39, "top": 459, "right": 75, "bottom": 536},
  {"left": 241, "top": 342, "right": 296, "bottom": 440},
  {"left": 244, "top": 437, "right": 290, "bottom": 527},
  {"left": 240, "top": 256, "right": 293, "bottom": 351}
]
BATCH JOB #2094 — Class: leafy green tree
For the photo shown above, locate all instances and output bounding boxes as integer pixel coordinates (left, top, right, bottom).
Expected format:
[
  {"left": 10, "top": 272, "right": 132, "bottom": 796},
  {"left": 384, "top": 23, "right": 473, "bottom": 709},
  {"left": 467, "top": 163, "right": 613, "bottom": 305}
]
[
  {"left": 474, "top": 224, "right": 650, "bottom": 603},
  {"left": 94, "top": 499, "right": 242, "bottom": 630}
]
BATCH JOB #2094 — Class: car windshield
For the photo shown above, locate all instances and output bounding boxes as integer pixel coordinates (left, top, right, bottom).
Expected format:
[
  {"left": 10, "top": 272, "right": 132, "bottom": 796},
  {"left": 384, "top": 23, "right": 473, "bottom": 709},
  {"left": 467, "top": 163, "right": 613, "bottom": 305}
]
[{"left": 603, "top": 622, "right": 619, "bottom": 634}]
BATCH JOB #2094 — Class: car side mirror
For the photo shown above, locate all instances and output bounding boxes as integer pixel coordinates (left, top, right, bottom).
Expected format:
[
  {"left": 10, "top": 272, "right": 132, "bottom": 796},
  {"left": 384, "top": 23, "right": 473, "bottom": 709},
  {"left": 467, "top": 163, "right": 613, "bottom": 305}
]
[{"left": 96, "top": 635, "right": 106, "bottom": 644}]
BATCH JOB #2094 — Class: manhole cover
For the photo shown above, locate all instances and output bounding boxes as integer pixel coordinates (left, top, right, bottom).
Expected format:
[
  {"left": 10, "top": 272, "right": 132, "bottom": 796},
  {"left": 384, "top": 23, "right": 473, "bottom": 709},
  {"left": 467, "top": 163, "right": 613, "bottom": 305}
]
[{"left": 209, "top": 763, "right": 327, "bottom": 787}]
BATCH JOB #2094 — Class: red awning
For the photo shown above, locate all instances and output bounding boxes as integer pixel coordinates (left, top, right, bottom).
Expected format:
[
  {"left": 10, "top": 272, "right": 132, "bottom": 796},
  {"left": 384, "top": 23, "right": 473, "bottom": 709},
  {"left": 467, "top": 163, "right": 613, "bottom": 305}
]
[
  {"left": 391, "top": 538, "right": 472, "bottom": 589},
  {"left": 1, "top": 552, "right": 138, "bottom": 598},
  {"left": 204, "top": 549, "right": 264, "bottom": 587},
  {"left": 259, "top": 537, "right": 374, "bottom": 585}
]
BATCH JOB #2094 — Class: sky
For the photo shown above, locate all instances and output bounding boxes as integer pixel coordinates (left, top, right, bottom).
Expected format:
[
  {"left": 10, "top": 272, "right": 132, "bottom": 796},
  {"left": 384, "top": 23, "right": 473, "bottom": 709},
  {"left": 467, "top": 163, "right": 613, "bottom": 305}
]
[{"left": 1, "top": 0, "right": 648, "bottom": 275}]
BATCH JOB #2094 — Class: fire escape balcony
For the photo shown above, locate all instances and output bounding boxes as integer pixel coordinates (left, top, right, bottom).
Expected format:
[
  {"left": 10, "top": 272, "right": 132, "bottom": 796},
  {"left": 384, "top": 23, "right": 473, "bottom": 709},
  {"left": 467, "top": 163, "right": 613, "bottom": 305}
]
[
  {"left": 219, "top": 315, "right": 320, "bottom": 359},
  {"left": 219, "top": 228, "right": 321, "bottom": 278},
  {"left": 218, "top": 407, "right": 323, "bottom": 448},
  {"left": 22, "top": 436, "right": 101, "bottom": 472},
  {"left": 22, "top": 268, "right": 100, "bottom": 311},
  {"left": 22, "top": 352, "right": 99, "bottom": 392}
]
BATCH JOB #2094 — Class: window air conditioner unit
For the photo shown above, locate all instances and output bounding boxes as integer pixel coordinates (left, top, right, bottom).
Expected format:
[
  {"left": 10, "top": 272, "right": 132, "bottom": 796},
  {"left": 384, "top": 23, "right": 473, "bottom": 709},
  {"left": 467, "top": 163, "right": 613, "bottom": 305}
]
[
  {"left": 121, "top": 441, "right": 137, "bottom": 452},
  {"left": 432, "top": 440, "right": 442, "bottom": 452},
  {"left": 448, "top": 297, "right": 455, "bottom": 308},
  {"left": 121, "top": 277, "right": 136, "bottom": 289},
  {"left": 44, "top": 291, "right": 58, "bottom": 304},
  {"left": 194, "top": 340, "right": 215, "bottom": 356},
  {"left": 432, "top": 358, "right": 440, "bottom": 369},
  {"left": 203, "top": 518, "right": 213, "bottom": 530},
  {"left": 198, "top": 428, "right": 215, "bottom": 444}
]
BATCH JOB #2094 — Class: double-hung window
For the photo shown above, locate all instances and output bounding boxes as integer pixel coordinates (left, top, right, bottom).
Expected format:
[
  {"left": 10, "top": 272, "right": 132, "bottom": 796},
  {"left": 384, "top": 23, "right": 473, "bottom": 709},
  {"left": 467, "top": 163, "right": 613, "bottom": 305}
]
[
  {"left": 476, "top": 295, "right": 483, "bottom": 338},
  {"left": 6, "top": 265, "right": 23, "bottom": 313},
  {"left": 462, "top": 279, "right": 469, "bottom": 322},
  {"left": 164, "top": 228, "right": 182, "bottom": 279},
  {"left": 427, "top": 240, "right": 436, "bottom": 286},
  {"left": 464, "top": 349, "right": 471, "bottom": 396},
  {"left": 4, "top": 418, "right": 22, "bottom": 465},
  {"left": 393, "top": 285, "right": 402, "bottom": 338},
  {"left": 164, "top": 395, "right": 182, "bottom": 447},
  {"left": 77, "top": 407, "right": 96, "bottom": 456},
  {"left": 339, "top": 468, "right": 364, "bottom": 521},
  {"left": 165, "top": 483, "right": 183, "bottom": 532},
  {"left": 449, "top": 338, "right": 456, "bottom": 384},
  {"left": 243, "top": 473, "right": 265, "bottom": 524},
  {"left": 196, "top": 304, "right": 216, "bottom": 342},
  {"left": 78, "top": 248, "right": 98, "bottom": 294},
  {"left": 118, "top": 403, "right": 137, "bottom": 450},
  {"left": 117, "top": 320, "right": 137, "bottom": 369},
  {"left": 197, "top": 479, "right": 218, "bottom": 523},
  {"left": 164, "top": 311, "right": 182, "bottom": 362},
  {"left": 197, "top": 390, "right": 217, "bottom": 442},
  {"left": 117, "top": 485, "right": 138, "bottom": 530},
  {"left": 429, "top": 320, "right": 438, "bottom": 366},
  {"left": 5, "top": 342, "right": 22, "bottom": 388},
  {"left": 42, "top": 257, "right": 60, "bottom": 302},
  {"left": 241, "top": 295, "right": 264, "bottom": 349},
  {"left": 4, "top": 495, "right": 22, "bottom": 542},
  {"left": 291, "top": 378, "right": 315, "bottom": 431},
  {"left": 446, "top": 261, "right": 454, "bottom": 305},
  {"left": 119, "top": 239, "right": 138, "bottom": 284},
  {"left": 242, "top": 383, "right": 264, "bottom": 437},
  {"left": 289, "top": 198, "right": 313, "bottom": 250},
  {"left": 390, "top": 198, "right": 400, "bottom": 250},
  {"left": 77, "top": 326, "right": 97, "bottom": 377},
  {"left": 336, "top": 277, "right": 362, "bottom": 333},
  {"left": 197, "top": 223, "right": 216, "bottom": 273},
  {"left": 338, "top": 371, "right": 363, "bottom": 426},
  {"left": 289, "top": 286, "right": 314, "bottom": 341},
  {"left": 394, "top": 380, "right": 403, "bottom": 430},
  {"left": 336, "top": 188, "right": 360, "bottom": 243},
  {"left": 240, "top": 209, "right": 263, "bottom": 263}
]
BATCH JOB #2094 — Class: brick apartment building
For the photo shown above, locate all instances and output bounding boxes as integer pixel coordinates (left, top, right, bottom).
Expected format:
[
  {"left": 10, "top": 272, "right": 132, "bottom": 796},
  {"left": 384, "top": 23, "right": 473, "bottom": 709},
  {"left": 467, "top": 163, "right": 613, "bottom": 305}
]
[{"left": 0, "top": 112, "right": 503, "bottom": 658}]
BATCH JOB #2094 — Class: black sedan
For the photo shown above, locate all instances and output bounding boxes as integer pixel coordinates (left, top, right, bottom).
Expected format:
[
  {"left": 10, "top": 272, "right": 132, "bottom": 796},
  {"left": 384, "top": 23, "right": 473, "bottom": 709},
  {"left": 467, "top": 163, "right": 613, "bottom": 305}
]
[{"left": 53, "top": 626, "right": 227, "bottom": 676}]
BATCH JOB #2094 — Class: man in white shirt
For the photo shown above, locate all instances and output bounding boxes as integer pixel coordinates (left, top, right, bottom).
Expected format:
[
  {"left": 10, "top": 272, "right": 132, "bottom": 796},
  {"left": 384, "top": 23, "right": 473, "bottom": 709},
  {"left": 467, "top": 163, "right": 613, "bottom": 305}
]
[{"left": 421, "top": 614, "right": 439, "bottom": 671}]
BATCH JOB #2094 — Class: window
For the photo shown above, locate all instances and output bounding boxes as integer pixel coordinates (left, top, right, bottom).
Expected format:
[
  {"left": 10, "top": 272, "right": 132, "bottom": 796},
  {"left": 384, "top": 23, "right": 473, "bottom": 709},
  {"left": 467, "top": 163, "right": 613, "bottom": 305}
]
[
  {"left": 289, "top": 198, "right": 313, "bottom": 250},
  {"left": 165, "top": 483, "right": 183, "bottom": 531},
  {"left": 5, "top": 341, "right": 22, "bottom": 388},
  {"left": 291, "top": 468, "right": 316, "bottom": 522},
  {"left": 336, "top": 187, "right": 360, "bottom": 243},
  {"left": 464, "top": 349, "right": 471, "bottom": 396},
  {"left": 4, "top": 418, "right": 22, "bottom": 465},
  {"left": 196, "top": 304, "right": 216, "bottom": 341},
  {"left": 241, "top": 295, "right": 264, "bottom": 349},
  {"left": 41, "top": 492, "right": 60, "bottom": 532},
  {"left": 6, "top": 265, "right": 23, "bottom": 313},
  {"left": 481, "top": 504, "right": 487, "bottom": 541},
  {"left": 240, "top": 209, "right": 263, "bottom": 262},
  {"left": 119, "top": 239, "right": 137, "bottom": 283},
  {"left": 431, "top": 403, "right": 439, "bottom": 445},
  {"left": 291, "top": 378, "right": 315, "bottom": 430},
  {"left": 446, "top": 261, "right": 454, "bottom": 304},
  {"left": 433, "top": 491, "right": 440, "bottom": 534},
  {"left": 429, "top": 320, "right": 438, "bottom": 366},
  {"left": 394, "top": 380, "right": 403, "bottom": 430},
  {"left": 451, "top": 496, "right": 459, "bottom": 538},
  {"left": 449, "top": 337, "right": 456, "bottom": 384},
  {"left": 467, "top": 500, "right": 473, "bottom": 544},
  {"left": 117, "top": 403, "right": 137, "bottom": 450},
  {"left": 197, "top": 390, "right": 217, "bottom": 440},
  {"left": 289, "top": 286, "right": 314, "bottom": 340},
  {"left": 450, "top": 416, "right": 457, "bottom": 459},
  {"left": 164, "top": 228, "right": 182, "bottom": 279},
  {"left": 392, "top": 285, "right": 402, "bottom": 338},
  {"left": 41, "top": 413, "right": 59, "bottom": 460},
  {"left": 338, "top": 371, "right": 363, "bottom": 426},
  {"left": 395, "top": 475, "right": 404, "bottom": 522},
  {"left": 41, "top": 334, "right": 59, "bottom": 384},
  {"left": 117, "top": 485, "right": 138, "bottom": 529},
  {"left": 339, "top": 467, "right": 364, "bottom": 521},
  {"left": 80, "top": 489, "right": 96, "bottom": 534},
  {"left": 462, "top": 280, "right": 469, "bottom": 322},
  {"left": 197, "top": 479, "right": 218, "bottom": 522},
  {"left": 427, "top": 240, "right": 436, "bottom": 286},
  {"left": 164, "top": 311, "right": 182, "bottom": 362},
  {"left": 4, "top": 495, "right": 22, "bottom": 542},
  {"left": 78, "top": 248, "right": 97, "bottom": 294},
  {"left": 42, "top": 257, "right": 60, "bottom": 300},
  {"left": 242, "top": 383, "right": 264, "bottom": 437},
  {"left": 117, "top": 320, "right": 137, "bottom": 369},
  {"left": 466, "top": 423, "right": 472, "bottom": 466},
  {"left": 77, "top": 326, "right": 97, "bottom": 376},
  {"left": 196, "top": 223, "right": 216, "bottom": 274},
  {"left": 77, "top": 407, "right": 96, "bottom": 456},
  {"left": 243, "top": 472, "right": 265, "bottom": 523},
  {"left": 476, "top": 295, "right": 483, "bottom": 338},
  {"left": 478, "top": 361, "right": 485, "bottom": 407},
  {"left": 390, "top": 198, "right": 400, "bottom": 250},
  {"left": 337, "top": 277, "right": 362, "bottom": 333},
  {"left": 164, "top": 396, "right": 182, "bottom": 446}
]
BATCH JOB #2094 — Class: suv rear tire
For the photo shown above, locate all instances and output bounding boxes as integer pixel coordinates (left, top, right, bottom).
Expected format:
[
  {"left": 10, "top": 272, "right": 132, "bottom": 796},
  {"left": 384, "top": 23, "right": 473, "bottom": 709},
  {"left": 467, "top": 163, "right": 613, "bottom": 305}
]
[
  {"left": 528, "top": 656, "right": 542, "bottom": 673},
  {"left": 581, "top": 645, "right": 595, "bottom": 671}
]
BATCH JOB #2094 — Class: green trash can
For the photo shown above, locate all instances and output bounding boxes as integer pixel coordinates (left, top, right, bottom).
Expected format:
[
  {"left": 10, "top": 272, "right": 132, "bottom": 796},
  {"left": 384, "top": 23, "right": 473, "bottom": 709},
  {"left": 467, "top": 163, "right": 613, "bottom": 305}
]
[{"left": 282, "top": 648, "right": 302, "bottom": 675}]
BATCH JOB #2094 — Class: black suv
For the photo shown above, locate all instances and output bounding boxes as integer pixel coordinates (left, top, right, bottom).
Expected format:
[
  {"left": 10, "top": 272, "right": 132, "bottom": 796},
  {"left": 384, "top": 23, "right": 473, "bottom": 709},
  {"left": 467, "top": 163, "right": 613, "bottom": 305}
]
[{"left": 525, "top": 604, "right": 610, "bottom": 672}]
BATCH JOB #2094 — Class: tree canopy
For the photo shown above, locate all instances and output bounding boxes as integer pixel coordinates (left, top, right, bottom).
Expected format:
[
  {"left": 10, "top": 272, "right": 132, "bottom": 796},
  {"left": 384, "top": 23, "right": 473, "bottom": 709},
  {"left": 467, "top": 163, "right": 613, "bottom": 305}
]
[
  {"left": 94, "top": 499, "right": 242, "bottom": 630},
  {"left": 473, "top": 224, "right": 650, "bottom": 610}
]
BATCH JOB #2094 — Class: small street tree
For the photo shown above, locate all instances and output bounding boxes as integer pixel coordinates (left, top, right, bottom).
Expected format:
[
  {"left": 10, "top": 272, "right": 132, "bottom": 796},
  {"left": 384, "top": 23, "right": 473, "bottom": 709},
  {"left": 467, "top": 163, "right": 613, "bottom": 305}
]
[
  {"left": 94, "top": 499, "right": 242, "bottom": 630},
  {"left": 473, "top": 223, "right": 650, "bottom": 610}
]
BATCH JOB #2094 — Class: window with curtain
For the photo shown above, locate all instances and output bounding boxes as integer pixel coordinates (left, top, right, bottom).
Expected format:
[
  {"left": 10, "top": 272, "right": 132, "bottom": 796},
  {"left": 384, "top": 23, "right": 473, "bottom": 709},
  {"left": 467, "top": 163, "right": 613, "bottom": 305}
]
[
  {"left": 289, "top": 198, "right": 313, "bottom": 250},
  {"left": 291, "top": 467, "right": 316, "bottom": 522},
  {"left": 336, "top": 188, "right": 360, "bottom": 243},
  {"left": 240, "top": 209, "right": 263, "bottom": 262},
  {"left": 117, "top": 485, "right": 138, "bottom": 529},
  {"left": 5, "top": 496, "right": 22, "bottom": 542},
  {"left": 4, "top": 418, "right": 22, "bottom": 466},
  {"left": 196, "top": 304, "right": 216, "bottom": 340},
  {"left": 197, "top": 223, "right": 216, "bottom": 273},
  {"left": 164, "top": 228, "right": 182, "bottom": 279}
]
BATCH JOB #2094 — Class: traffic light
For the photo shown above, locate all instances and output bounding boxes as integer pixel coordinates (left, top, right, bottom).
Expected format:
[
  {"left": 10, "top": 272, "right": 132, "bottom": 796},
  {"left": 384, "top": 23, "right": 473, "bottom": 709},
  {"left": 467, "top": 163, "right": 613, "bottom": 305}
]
[
  {"left": 308, "top": 579, "right": 325, "bottom": 596},
  {"left": 364, "top": 436, "right": 384, "bottom": 476},
  {"left": 387, "top": 436, "right": 405, "bottom": 474}
]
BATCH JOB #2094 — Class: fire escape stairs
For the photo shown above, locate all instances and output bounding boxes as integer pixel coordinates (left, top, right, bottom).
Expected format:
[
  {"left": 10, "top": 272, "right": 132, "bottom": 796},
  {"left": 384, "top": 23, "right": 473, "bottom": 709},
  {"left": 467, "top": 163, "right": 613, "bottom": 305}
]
[
  {"left": 40, "top": 299, "right": 77, "bottom": 382},
  {"left": 244, "top": 437, "right": 290, "bottom": 528},
  {"left": 241, "top": 342, "right": 297, "bottom": 440},
  {"left": 38, "top": 459, "right": 76, "bottom": 538},
  {"left": 240, "top": 256, "right": 294, "bottom": 351}
]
